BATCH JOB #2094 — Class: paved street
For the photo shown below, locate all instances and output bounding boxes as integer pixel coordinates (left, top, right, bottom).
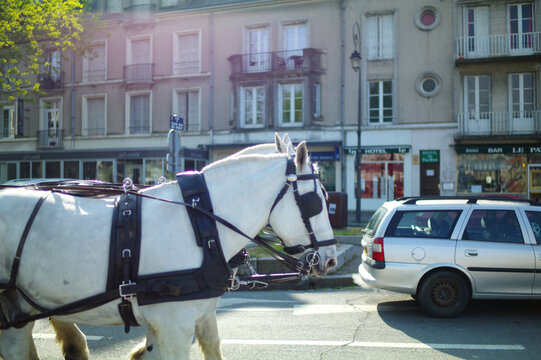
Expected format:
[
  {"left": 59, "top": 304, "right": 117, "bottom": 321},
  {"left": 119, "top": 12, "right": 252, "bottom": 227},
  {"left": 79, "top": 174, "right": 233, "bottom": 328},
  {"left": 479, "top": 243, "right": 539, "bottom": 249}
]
[{"left": 31, "top": 281, "right": 541, "bottom": 359}]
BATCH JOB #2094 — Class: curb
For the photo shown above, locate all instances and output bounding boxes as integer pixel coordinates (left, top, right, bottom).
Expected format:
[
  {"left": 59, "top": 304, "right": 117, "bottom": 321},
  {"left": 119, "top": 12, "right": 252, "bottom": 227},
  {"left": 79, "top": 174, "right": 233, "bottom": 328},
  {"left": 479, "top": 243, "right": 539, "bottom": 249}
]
[{"left": 239, "top": 242, "right": 361, "bottom": 291}]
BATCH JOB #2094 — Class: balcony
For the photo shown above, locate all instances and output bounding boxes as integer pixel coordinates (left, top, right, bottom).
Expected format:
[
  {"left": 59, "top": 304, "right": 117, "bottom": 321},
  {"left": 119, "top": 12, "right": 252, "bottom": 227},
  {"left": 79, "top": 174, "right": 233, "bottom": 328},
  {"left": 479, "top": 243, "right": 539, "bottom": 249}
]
[
  {"left": 83, "top": 68, "right": 106, "bottom": 83},
  {"left": 129, "top": 125, "right": 150, "bottom": 134},
  {"left": 38, "top": 72, "right": 63, "bottom": 90},
  {"left": 457, "top": 110, "right": 541, "bottom": 137},
  {"left": 124, "top": 4, "right": 155, "bottom": 27},
  {"left": 456, "top": 32, "right": 541, "bottom": 62},
  {"left": 229, "top": 48, "right": 325, "bottom": 79},
  {"left": 124, "top": 63, "right": 154, "bottom": 84},
  {"left": 37, "top": 129, "right": 63, "bottom": 149}
]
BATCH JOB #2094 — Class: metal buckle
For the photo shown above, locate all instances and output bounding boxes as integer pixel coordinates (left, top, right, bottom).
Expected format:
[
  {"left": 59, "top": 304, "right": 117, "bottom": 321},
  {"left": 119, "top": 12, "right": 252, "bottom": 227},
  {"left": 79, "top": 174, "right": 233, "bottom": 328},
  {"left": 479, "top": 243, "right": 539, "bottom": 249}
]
[
  {"left": 122, "top": 209, "right": 132, "bottom": 216},
  {"left": 122, "top": 178, "right": 133, "bottom": 193},
  {"left": 119, "top": 281, "right": 137, "bottom": 300},
  {"left": 306, "top": 251, "right": 320, "bottom": 267},
  {"left": 122, "top": 249, "right": 132, "bottom": 258},
  {"left": 192, "top": 197, "right": 200, "bottom": 208}
]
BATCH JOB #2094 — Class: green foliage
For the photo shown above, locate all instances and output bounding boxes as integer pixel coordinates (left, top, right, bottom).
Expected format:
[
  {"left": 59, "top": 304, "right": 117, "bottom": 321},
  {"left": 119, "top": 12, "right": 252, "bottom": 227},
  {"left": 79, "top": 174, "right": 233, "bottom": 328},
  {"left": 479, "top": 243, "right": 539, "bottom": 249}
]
[
  {"left": 0, "top": 0, "right": 94, "bottom": 99},
  {"left": 333, "top": 227, "right": 364, "bottom": 236}
]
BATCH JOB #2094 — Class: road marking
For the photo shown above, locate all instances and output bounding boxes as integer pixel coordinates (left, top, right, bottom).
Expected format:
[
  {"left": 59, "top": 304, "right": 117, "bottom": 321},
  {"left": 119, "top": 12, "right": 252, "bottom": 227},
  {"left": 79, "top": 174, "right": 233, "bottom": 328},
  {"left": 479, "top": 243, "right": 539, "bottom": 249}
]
[
  {"left": 219, "top": 307, "right": 291, "bottom": 312},
  {"left": 33, "top": 334, "right": 103, "bottom": 341},
  {"left": 219, "top": 298, "right": 298, "bottom": 308},
  {"left": 219, "top": 300, "right": 414, "bottom": 315},
  {"left": 221, "top": 339, "right": 525, "bottom": 351},
  {"left": 32, "top": 334, "right": 526, "bottom": 351},
  {"left": 293, "top": 304, "right": 410, "bottom": 315}
]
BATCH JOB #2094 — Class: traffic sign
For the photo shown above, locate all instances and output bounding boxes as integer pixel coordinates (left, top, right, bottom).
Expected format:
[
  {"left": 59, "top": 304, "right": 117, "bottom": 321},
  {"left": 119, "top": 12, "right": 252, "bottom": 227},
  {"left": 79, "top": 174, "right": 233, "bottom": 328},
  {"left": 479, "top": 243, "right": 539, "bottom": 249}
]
[
  {"left": 167, "top": 129, "right": 181, "bottom": 155},
  {"left": 170, "top": 115, "right": 184, "bottom": 131}
]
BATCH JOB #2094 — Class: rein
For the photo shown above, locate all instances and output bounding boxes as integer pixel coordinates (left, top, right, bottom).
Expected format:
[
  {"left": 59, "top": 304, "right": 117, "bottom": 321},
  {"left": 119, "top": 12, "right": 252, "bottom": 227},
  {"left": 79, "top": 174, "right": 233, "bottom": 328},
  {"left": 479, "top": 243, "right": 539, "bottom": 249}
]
[{"left": 130, "top": 191, "right": 312, "bottom": 275}]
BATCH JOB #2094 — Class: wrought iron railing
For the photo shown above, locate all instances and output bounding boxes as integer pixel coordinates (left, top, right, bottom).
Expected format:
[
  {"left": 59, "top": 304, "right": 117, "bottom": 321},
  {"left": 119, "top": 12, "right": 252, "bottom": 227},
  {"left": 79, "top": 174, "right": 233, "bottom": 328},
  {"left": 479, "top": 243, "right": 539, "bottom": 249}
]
[
  {"left": 456, "top": 32, "right": 541, "bottom": 59},
  {"left": 37, "top": 129, "right": 63, "bottom": 149},
  {"left": 457, "top": 110, "right": 541, "bottom": 136},
  {"left": 173, "top": 60, "right": 200, "bottom": 75},
  {"left": 83, "top": 68, "right": 106, "bottom": 82},
  {"left": 83, "top": 127, "right": 106, "bottom": 136},
  {"left": 124, "top": 63, "right": 154, "bottom": 83},
  {"left": 124, "top": 4, "right": 155, "bottom": 26},
  {"left": 38, "top": 72, "right": 64, "bottom": 89},
  {"left": 129, "top": 125, "right": 150, "bottom": 134},
  {"left": 229, "top": 48, "right": 324, "bottom": 74}
]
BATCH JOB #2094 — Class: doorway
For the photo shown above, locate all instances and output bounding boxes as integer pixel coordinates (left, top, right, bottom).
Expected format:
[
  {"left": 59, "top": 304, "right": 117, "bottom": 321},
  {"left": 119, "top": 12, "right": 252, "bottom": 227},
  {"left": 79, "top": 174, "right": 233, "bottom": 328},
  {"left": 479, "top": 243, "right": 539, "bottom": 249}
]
[
  {"left": 528, "top": 164, "right": 541, "bottom": 202},
  {"left": 420, "top": 150, "right": 440, "bottom": 196}
]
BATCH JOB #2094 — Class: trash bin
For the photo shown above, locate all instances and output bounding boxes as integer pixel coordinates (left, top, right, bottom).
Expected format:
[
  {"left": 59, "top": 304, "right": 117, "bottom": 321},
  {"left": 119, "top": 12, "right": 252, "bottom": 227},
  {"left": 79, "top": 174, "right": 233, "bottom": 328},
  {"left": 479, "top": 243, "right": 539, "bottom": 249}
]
[{"left": 327, "top": 192, "right": 348, "bottom": 228}]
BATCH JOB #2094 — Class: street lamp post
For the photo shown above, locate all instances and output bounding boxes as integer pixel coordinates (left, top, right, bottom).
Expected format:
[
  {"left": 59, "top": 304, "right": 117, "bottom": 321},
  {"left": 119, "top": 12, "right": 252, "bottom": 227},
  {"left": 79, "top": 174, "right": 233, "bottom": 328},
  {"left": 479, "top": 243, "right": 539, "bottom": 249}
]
[{"left": 350, "top": 22, "right": 362, "bottom": 224}]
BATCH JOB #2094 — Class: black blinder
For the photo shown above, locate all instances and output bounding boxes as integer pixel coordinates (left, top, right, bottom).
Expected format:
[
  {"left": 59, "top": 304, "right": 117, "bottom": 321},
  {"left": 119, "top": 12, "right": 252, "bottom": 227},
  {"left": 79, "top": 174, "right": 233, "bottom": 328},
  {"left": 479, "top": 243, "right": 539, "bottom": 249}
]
[{"left": 297, "top": 192, "right": 323, "bottom": 218}]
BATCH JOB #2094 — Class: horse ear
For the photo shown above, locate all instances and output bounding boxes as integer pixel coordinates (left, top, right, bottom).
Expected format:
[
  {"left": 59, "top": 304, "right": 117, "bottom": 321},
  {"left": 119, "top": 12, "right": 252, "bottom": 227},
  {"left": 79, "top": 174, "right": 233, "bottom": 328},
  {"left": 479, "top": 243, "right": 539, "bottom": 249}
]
[
  {"left": 296, "top": 141, "right": 308, "bottom": 169},
  {"left": 282, "top": 133, "right": 295, "bottom": 156},
  {"left": 282, "top": 133, "right": 291, "bottom": 146},
  {"left": 275, "top": 132, "right": 285, "bottom": 153}
]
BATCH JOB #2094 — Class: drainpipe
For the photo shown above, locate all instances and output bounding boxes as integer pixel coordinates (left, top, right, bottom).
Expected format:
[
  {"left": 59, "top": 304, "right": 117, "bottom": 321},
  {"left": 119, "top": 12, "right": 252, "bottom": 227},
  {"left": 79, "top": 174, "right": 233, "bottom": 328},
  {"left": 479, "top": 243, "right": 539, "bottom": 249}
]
[
  {"left": 71, "top": 50, "right": 75, "bottom": 149},
  {"left": 340, "top": 0, "right": 346, "bottom": 191},
  {"left": 209, "top": 13, "right": 215, "bottom": 151}
]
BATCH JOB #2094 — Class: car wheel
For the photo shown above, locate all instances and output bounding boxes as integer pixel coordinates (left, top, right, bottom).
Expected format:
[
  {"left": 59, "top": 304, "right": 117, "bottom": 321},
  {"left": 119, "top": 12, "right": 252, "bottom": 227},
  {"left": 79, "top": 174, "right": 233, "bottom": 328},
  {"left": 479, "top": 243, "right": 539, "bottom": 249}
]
[{"left": 417, "top": 271, "right": 470, "bottom": 318}]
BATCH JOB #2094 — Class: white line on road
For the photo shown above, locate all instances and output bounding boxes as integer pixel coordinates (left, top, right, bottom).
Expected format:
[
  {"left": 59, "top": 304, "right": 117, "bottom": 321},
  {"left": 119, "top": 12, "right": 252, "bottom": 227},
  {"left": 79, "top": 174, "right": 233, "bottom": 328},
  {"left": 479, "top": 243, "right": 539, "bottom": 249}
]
[
  {"left": 219, "top": 307, "right": 291, "bottom": 312},
  {"left": 221, "top": 339, "right": 525, "bottom": 351},
  {"left": 33, "top": 334, "right": 103, "bottom": 341},
  {"left": 32, "top": 334, "right": 525, "bottom": 351},
  {"left": 218, "top": 301, "right": 414, "bottom": 315},
  {"left": 293, "top": 304, "right": 411, "bottom": 315}
]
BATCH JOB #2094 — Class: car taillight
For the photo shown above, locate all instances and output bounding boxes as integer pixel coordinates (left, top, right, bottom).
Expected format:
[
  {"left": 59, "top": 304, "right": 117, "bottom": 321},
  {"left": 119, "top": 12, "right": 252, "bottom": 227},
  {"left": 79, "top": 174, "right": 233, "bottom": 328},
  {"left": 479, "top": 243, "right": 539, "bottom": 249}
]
[{"left": 372, "top": 237, "right": 384, "bottom": 262}]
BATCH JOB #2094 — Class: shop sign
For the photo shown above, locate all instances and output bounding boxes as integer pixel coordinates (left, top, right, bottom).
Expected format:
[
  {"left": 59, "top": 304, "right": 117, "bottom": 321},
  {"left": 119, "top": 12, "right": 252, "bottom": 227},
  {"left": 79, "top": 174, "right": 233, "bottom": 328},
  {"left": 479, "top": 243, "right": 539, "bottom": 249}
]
[
  {"left": 420, "top": 150, "right": 440, "bottom": 163},
  {"left": 345, "top": 146, "right": 410, "bottom": 155},
  {"left": 310, "top": 147, "right": 340, "bottom": 161},
  {"left": 456, "top": 145, "right": 541, "bottom": 154}
]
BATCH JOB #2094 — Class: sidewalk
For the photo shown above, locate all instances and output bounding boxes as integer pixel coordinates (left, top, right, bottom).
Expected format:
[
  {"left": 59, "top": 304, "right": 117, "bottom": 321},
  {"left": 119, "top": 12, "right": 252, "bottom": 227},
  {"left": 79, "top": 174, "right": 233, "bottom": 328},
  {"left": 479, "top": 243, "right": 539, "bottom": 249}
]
[
  {"left": 239, "top": 236, "right": 363, "bottom": 291},
  {"left": 301, "top": 236, "right": 362, "bottom": 289}
]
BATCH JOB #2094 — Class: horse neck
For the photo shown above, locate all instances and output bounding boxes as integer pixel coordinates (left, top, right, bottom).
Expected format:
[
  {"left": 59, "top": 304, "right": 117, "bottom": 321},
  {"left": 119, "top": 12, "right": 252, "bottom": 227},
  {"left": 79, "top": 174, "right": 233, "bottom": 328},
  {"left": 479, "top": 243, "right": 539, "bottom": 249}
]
[{"left": 203, "top": 155, "right": 287, "bottom": 260}]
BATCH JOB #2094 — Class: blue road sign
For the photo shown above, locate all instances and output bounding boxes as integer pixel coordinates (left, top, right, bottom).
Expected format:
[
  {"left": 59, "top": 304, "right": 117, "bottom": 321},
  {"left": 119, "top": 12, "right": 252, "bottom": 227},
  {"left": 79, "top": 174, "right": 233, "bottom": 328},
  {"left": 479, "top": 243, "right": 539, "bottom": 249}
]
[{"left": 170, "top": 115, "right": 184, "bottom": 131}]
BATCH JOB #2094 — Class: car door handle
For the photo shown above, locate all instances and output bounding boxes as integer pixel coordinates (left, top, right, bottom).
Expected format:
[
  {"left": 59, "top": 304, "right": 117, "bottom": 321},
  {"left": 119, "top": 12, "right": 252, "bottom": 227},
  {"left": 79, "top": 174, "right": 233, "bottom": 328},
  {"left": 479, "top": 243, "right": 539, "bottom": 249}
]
[{"left": 465, "top": 249, "right": 478, "bottom": 257}]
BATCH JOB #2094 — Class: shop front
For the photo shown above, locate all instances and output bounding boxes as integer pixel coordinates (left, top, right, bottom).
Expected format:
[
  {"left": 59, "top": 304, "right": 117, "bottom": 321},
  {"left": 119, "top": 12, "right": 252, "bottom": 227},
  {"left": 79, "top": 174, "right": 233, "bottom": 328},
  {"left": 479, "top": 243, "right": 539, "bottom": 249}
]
[
  {"left": 209, "top": 142, "right": 341, "bottom": 193},
  {"left": 347, "top": 145, "right": 409, "bottom": 211},
  {"left": 455, "top": 144, "right": 541, "bottom": 200},
  {"left": 0, "top": 147, "right": 208, "bottom": 185}
]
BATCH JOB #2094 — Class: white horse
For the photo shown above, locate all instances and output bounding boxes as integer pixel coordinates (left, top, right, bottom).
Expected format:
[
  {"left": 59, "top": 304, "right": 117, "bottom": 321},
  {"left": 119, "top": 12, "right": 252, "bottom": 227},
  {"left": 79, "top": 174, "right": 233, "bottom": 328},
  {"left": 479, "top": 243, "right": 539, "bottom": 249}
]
[{"left": 0, "top": 139, "right": 337, "bottom": 360}]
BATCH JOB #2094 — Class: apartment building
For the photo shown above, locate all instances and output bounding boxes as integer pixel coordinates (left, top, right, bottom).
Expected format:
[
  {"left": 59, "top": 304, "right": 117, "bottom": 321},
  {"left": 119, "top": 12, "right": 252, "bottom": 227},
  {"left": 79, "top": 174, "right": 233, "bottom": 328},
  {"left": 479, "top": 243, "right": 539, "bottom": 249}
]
[
  {"left": 454, "top": 1, "right": 541, "bottom": 201},
  {"left": 1, "top": 0, "right": 539, "bottom": 213}
]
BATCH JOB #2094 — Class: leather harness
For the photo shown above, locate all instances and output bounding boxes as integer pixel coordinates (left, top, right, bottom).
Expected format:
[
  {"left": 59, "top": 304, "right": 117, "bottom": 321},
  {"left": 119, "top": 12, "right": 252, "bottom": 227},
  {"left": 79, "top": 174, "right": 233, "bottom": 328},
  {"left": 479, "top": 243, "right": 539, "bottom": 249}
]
[
  {"left": 0, "top": 158, "right": 336, "bottom": 331},
  {"left": 106, "top": 172, "right": 233, "bottom": 332}
]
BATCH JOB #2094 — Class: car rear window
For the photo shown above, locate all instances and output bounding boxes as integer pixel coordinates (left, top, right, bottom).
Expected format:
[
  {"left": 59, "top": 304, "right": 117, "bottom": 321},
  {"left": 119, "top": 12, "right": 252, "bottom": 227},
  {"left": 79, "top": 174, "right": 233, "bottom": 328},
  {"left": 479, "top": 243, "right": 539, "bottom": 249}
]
[
  {"left": 385, "top": 210, "right": 461, "bottom": 239},
  {"left": 364, "top": 206, "right": 388, "bottom": 237}
]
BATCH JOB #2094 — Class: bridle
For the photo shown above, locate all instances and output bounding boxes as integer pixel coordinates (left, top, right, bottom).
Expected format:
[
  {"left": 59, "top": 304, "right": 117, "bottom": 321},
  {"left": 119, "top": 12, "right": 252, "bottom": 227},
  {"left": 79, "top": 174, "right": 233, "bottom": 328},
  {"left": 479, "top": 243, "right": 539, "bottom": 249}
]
[{"left": 268, "top": 158, "right": 337, "bottom": 263}]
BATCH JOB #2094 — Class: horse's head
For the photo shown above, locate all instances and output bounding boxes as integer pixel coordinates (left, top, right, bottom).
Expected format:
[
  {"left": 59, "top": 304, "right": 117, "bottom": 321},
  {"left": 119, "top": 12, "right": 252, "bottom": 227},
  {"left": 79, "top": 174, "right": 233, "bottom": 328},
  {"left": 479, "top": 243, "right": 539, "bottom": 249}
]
[{"left": 268, "top": 141, "right": 338, "bottom": 276}]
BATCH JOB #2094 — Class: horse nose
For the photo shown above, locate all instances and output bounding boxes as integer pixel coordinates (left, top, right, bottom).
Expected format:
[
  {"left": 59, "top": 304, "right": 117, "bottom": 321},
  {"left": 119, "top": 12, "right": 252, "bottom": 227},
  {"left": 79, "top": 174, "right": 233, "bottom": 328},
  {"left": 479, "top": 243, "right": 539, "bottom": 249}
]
[{"left": 325, "top": 257, "right": 337, "bottom": 272}]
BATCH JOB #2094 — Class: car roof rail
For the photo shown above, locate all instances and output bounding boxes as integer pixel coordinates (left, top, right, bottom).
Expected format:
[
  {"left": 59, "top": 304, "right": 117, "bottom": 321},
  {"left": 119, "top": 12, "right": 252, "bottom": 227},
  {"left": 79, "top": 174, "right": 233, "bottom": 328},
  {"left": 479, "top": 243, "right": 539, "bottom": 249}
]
[{"left": 396, "top": 196, "right": 541, "bottom": 206}]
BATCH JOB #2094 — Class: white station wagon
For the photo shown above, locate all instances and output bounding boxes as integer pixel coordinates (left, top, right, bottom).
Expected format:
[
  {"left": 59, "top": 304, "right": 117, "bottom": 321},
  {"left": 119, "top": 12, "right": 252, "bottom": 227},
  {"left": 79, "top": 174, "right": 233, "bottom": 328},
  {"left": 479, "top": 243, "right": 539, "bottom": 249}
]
[{"left": 358, "top": 196, "right": 541, "bottom": 317}]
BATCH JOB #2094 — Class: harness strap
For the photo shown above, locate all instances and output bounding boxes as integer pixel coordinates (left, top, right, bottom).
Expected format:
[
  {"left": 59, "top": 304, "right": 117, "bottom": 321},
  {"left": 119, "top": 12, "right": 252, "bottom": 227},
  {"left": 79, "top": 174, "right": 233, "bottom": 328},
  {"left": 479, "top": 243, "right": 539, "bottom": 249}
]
[
  {"left": 9, "top": 191, "right": 51, "bottom": 289},
  {"left": 107, "top": 193, "right": 142, "bottom": 333},
  {"left": 268, "top": 159, "right": 337, "bottom": 255},
  {"left": 176, "top": 172, "right": 231, "bottom": 291}
]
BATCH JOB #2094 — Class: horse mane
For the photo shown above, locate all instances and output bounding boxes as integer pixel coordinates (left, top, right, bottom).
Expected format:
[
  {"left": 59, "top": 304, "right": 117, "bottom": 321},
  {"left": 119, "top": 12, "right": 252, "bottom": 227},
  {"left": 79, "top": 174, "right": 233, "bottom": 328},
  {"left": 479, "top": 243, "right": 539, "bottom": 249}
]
[
  {"left": 233, "top": 143, "right": 277, "bottom": 156},
  {"left": 202, "top": 152, "right": 287, "bottom": 172}
]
